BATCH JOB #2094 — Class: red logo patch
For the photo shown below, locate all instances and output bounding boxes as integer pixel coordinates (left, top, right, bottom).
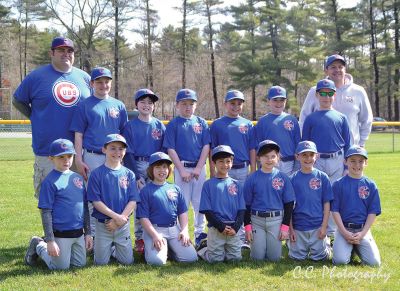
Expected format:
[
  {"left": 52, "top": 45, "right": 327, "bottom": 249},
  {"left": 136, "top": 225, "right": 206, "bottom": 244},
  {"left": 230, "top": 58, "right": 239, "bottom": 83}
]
[
  {"left": 109, "top": 107, "right": 120, "bottom": 118},
  {"left": 151, "top": 128, "right": 162, "bottom": 140},
  {"left": 283, "top": 120, "right": 294, "bottom": 131},
  {"left": 272, "top": 178, "right": 284, "bottom": 190},
  {"left": 309, "top": 178, "right": 321, "bottom": 190},
  {"left": 228, "top": 182, "right": 238, "bottom": 195},
  {"left": 52, "top": 81, "right": 80, "bottom": 107},
  {"left": 193, "top": 123, "right": 202, "bottom": 134},
  {"left": 238, "top": 124, "right": 248, "bottom": 134},
  {"left": 167, "top": 189, "right": 178, "bottom": 200},
  {"left": 119, "top": 176, "right": 129, "bottom": 189},
  {"left": 73, "top": 177, "right": 83, "bottom": 189},
  {"left": 358, "top": 186, "right": 370, "bottom": 199}
]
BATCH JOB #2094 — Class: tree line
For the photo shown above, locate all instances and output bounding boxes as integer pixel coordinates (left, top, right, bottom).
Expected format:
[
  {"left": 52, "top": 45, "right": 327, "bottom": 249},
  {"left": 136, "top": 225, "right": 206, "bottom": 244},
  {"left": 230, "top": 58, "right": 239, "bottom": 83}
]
[{"left": 0, "top": 0, "right": 399, "bottom": 121}]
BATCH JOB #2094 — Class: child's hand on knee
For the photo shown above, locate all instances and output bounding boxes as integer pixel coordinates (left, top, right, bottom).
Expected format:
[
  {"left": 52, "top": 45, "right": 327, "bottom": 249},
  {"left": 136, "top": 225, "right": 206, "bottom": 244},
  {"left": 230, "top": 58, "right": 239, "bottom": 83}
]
[{"left": 47, "top": 241, "right": 60, "bottom": 257}]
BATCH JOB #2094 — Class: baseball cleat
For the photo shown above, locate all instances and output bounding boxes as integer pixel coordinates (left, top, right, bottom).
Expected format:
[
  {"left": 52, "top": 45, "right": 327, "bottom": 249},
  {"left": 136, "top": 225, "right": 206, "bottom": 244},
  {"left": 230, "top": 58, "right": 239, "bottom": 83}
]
[{"left": 25, "top": 236, "right": 43, "bottom": 266}]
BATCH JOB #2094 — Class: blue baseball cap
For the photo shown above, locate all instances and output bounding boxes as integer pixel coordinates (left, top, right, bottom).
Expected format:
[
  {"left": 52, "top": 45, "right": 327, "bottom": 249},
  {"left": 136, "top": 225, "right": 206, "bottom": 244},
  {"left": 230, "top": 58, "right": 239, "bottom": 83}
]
[
  {"left": 257, "top": 139, "right": 280, "bottom": 155},
  {"left": 149, "top": 152, "right": 172, "bottom": 166},
  {"left": 267, "top": 86, "right": 287, "bottom": 100},
  {"left": 211, "top": 145, "right": 235, "bottom": 160},
  {"left": 296, "top": 141, "right": 318, "bottom": 154},
  {"left": 345, "top": 145, "right": 368, "bottom": 159},
  {"left": 134, "top": 88, "right": 159, "bottom": 104},
  {"left": 176, "top": 89, "right": 197, "bottom": 102},
  {"left": 51, "top": 37, "right": 74, "bottom": 50},
  {"left": 91, "top": 67, "right": 112, "bottom": 81},
  {"left": 49, "top": 138, "right": 76, "bottom": 156},
  {"left": 316, "top": 79, "right": 336, "bottom": 92},
  {"left": 325, "top": 54, "right": 346, "bottom": 68},
  {"left": 103, "top": 134, "right": 127, "bottom": 147},
  {"left": 224, "top": 90, "right": 245, "bottom": 102}
]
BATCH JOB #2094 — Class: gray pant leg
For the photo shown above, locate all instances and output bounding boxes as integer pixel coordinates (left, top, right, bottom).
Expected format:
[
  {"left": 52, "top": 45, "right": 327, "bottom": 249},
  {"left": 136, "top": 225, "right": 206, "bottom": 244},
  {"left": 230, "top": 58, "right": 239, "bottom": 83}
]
[
  {"left": 308, "top": 229, "right": 331, "bottom": 261},
  {"left": 134, "top": 160, "right": 150, "bottom": 239},
  {"left": 143, "top": 226, "right": 168, "bottom": 265},
  {"left": 356, "top": 230, "right": 381, "bottom": 266},
  {"left": 206, "top": 227, "right": 226, "bottom": 263},
  {"left": 250, "top": 215, "right": 282, "bottom": 261},
  {"left": 278, "top": 160, "right": 295, "bottom": 176},
  {"left": 224, "top": 232, "right": 242, "bottom": 261},
  {"left": 166, "top": 225, "right": 197, "bottom": 263},
  {"left": 69, "top": 235, "right": 87, "bottom": 267},
  {"left": 33, "top": 156, "right": 54, "bottom": 199},
  {"left": 94, "top": 221, "right": 113, "bottom": 265},
  {"left": 288, "top": 229, "right": 309, "bottom": 260},
  {"left": 332, "top": 230, "right": 353, "bottom": 265},
  {"left": 114, "top": 222, "right": 133, "bottom": 265},
  {"left": 36, "top": 237, "right": 74, "bottom": 270}
]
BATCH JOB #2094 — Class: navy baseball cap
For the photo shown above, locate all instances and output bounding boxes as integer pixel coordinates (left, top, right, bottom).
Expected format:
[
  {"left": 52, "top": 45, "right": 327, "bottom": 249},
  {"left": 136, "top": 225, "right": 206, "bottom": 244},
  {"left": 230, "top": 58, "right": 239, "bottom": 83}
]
[
  {"left": 224, "top": 90, "right": 245, "bottom": 102},
  {"left": 103, "top": 134, "right": 127, "bottom": 147},
  {"left": 91, "top": 67, "right": 112, "bottom": 81},
  {"left": 316, "top": 79, "right": 336, "bottom": 92},
  {"left": 49, "top": 138, "right": 76, "bottom": 156},
  {"left": 296, "top": 141, "right": 318, "bottom": 154},
  {"left": 51, "top": 37, "right": 74, "bottom": 50},
  {"left": 134, "top": 88, "right": 159, "bottom": 104},
  {"left": 257, "top": 139, "right": 280, "bottom": 155},
  {"left": 176, "top": 89, "right": 197, "bottom": 102},
  {"left": 149, "top": 152, "right": 172, "bottom": 166},
  {"left": 267, "top": 86, "right": 287, "bottom": 100},
  {"left": 325, "top": 54, "right": 346, "bottom": 68},
  {"left": 345, "top": 145, "right": 368, "bottom": 159},
  {"left": 211, "top": 145, "right": 235, "bottom": 160}
]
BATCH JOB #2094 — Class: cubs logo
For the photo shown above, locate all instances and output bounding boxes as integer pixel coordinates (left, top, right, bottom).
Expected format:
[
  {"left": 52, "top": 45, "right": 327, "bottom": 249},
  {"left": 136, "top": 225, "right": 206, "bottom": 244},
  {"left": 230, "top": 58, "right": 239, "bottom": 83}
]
[
  {"left": 309, "top": 178, "right": 321, "bottom": 190},
  {"left": 283, "top": 120, "right": 294, "bottom": 131},
  {"left": 151, "top": 128, "right": 162, "bottom": 140},
  {"left": 60, "top": 142, "right": 68, "bottom": 149},
  {"left": 272, "top": 178, "right": 284, "bottom": 190},
  {"left": 193, "top": 123, "right": 202, "bottom": 134},
  {"left": 167, "top": 189, "right": 178, "bottom": 201},
  {"left": 119, "top": 176, "right": 129, "bottom": 189},
  {"left": 238, "top": 124, "right": 248, "bottom": 134},
  {"left": 52, "top": 81, "right": 81, "bottom": 107},
  {"left": 303, "top": 142, "right": 312, "bottom": 148},
  {"left": 358, "top": 186, "right": 370, "bottom": 199},
  {"left": 73, "top": 177, "right": 84, "bottom": 189},
  {"left": 109, "top": 107, "right": 120, "bottom": 118},
  {"left": 227, "top": 182, "right": 238, "bottom": 195},
  {"left": 345, "top": 96, "right": 354, "bottom": 103}
]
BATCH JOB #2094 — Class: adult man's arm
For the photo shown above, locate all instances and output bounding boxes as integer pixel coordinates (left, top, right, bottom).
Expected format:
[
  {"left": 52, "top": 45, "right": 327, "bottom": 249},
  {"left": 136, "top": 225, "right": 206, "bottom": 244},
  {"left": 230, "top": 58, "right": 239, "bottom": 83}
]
[{"left": 12, "top": 97, "right": 31, "bottom": 118}]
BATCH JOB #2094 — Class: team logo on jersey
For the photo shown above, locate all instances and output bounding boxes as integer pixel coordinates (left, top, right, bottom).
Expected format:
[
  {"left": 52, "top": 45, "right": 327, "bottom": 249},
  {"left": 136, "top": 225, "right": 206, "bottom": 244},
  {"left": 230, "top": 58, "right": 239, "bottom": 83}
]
[
  {"left": 119, "top": 176, "right": 129, "bottom": 189},
  {"left": 309, "top": 178, "right": 321, "bottom": 190},
  {"left": 52, "top": 81, "right": 81, "bottom": 107},
  {"left": 227, "top": 182, "right": 238, "bottom": 196},
  {"left": 238, "top": 124, "right": 248, "bottom": 134},
  {"left": 283, "top": 120, "right": 294, "bottom": 131},
  {"left": 358, "top": 186, "right": 370, "bottom": 199},
  {"left": 73, "top": 177, "right": 84, "bottom": 189},
  {"left": 272, "top": 177, "right": 284, "bottom": 190},
  {"left": 109, "top": 107, "right": 120, "bottom": 119},
  {"left": 167, "top": 189, "right": 178, "bottom": 201},
  {"left": 193, "top": 123, "right": 203, "bottom": 134},
  {"left": 345, "top": 96, "right": 354, "bottom": 103},
  {"left": 151, "top": 128, "right": 162, "bottom": 140}
]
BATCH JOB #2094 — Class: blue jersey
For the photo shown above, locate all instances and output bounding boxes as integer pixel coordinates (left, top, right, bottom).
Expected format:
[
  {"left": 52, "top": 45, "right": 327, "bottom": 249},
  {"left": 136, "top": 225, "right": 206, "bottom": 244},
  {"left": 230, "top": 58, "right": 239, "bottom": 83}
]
[
  {"left": 244, "top": 168, "right": 295, "bottom": 211},
  {"left": 163, "top": 115, "right": 211, "bottom": 161},
  {"left": 70, "top": 96, "right": 128, "bottom": 152},
  {"left": 122, "top": 117, "right": 166, "bottom": 155},
  {"left": 200, "top": 177, "right": 246, "bottom": 225},
  {"left": 255, "top": 113, "right": 301, "bottom": 158},
  {"left": 13, "top": 65, "right": 91, "bottom": 155},
  {"left": 302, "top": 110, "right": 351, "bottom": 154},
  {"left": 290, "top": 169, "right": 333, "bottom": 231},
  {"left": 331, "top": 175, "right": 381, "bottom": 225},
  {"left": 210, "top": 116, "right": 256, "bottom": 164},
  {"left": 38, "top": 170, "right": 86, "bottom": 231},
  {"left": 87, "top": 165, "right": 140, "bottom": 220},
  {"left": 136, "top": 182, "right": 187, "bottom": 225}
]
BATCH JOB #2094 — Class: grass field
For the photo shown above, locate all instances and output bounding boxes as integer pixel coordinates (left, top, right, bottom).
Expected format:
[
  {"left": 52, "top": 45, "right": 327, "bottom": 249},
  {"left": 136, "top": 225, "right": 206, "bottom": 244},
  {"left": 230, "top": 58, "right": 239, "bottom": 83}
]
[{"left": 0, "top": 135, "right": 399, "bottom": 290}]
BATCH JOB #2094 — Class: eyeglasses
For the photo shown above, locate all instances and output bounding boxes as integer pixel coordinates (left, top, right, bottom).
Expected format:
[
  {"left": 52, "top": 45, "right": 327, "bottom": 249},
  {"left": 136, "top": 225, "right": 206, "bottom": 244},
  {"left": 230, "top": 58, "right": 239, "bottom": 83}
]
[{"left": 318, "top": 91, "right": 335, "bottom": 97}]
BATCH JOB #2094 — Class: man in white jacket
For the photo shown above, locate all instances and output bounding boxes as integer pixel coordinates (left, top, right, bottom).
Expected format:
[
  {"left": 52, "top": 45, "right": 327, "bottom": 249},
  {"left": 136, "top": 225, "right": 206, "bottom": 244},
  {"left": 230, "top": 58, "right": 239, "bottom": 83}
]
[{"left": 299, "top": 54, "right": 373, "bottom": 147}]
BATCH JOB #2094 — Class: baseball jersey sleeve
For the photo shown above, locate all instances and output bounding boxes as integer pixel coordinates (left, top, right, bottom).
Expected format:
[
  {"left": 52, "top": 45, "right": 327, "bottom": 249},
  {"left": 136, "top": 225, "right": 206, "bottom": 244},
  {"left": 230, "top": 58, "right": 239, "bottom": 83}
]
[
  {"left": 127, "top": 171, "right": 140, "bottom": 202},
  {"left": 136, "top": 188, "right": 150, "bottom": 219},
  {"left": 13, "top": 74, "right": 32, "bottom": 104},
  {"left": 86, "top": 170, "right": 102, "bottom": 202},
  {"left": 199, "top": 180, "right": 212, "bottom": 213},
  {"left": 331, "top": 180, "right": 341, "bottom": 213},
  {"left": 342, "top": 115, "right": 352, "bottom": 154},
  {"left": 301, "top": 115, "right": 312, "bottom": 141},
  {"left": 243, "top": 174, "right": 254, "bottom": 207},
  {"left": 367, "top": 182, "right": 381, "bottom": 216},
  {"left": 176, "top": 185, "right": 188, "bottom": 215},
  {"left": 281, "top": 173, "right": 296, "bottom": 203},
  {"left": 69, "top": 101, "right": 87, "bottom": 133},
  {"left": 163, "top": 118, "right": 177, "bottom": 150},
  {"left": 200, "top": 117, "right": 211, "bottom": 146},
  {"left": 321, "top": 172, "right": 334, "bottom": 203},
  {"left": 119, "top": 103, "right": 128, "bottom": 131},
  {"left": 209, "top": 120, "right": 219, "bottom": 149},
  {"left": 38, "top": 177, "right": 57, "bottom": 209}
]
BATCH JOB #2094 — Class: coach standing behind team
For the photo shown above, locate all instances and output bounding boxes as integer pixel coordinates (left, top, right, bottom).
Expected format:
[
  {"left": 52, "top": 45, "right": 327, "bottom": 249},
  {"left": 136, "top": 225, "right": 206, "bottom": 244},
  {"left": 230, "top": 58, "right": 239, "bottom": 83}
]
[
  {"left": 12, "top": 37, "right": 91, "bottom": 198},
  {"left": 300, "top": 54, "right": 373, "bottom": 147}
]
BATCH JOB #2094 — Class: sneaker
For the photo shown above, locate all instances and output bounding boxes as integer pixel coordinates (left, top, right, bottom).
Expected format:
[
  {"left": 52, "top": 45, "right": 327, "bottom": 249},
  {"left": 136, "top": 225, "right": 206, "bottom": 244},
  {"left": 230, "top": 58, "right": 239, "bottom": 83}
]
[
  {"left": 241, "top": 240, "right": 251, "bottom": 250},
  {"left": 135, "top": 239, "right": 145, "bottom": 254},
  {"left": 25, "top": 236, "right": 43, "bottom": 266},
  {"left": 195, "top": 232, "right": 207, "bottom": 247},
  {"left": 196, "top": 237, "right": 207, "bottom": 252}
]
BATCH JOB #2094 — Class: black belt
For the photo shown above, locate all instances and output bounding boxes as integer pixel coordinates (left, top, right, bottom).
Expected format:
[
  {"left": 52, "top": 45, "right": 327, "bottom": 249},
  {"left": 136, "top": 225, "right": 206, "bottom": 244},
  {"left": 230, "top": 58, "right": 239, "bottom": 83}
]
[
  {"left": 54, "top": 228, "right": 84, "bottom": 238},
  {"left": 344, "top": 222, "right": 364, "bottom": 229},
  {"left": 85, "top": 149, "right": 104, "bottom": 155},
  {"left": 153, "top": 222, "right": 177, "bottom": 227},
  {"left": 251, "top": 210, "right": 282, "bottom": 218},
  {"left": 134, "top": 156, "right": 149, "bottom": 162},
  {"left": 319, "top": 150, "right": 342, "bottom": 159},
  {"left": 231, "top": 162, "right": 248, "bottom": 169},
  {"left": 183, "top": 161, "right": 198, "bottom": 168},
  {"left": 281, "top": 156, "right": 295, "bottom": 162}
]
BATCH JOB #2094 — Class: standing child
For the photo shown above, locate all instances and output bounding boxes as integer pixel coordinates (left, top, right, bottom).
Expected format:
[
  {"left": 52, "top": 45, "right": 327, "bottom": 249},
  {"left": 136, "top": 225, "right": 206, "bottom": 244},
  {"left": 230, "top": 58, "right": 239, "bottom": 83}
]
[
  {"left": 244, "top": 140, "right": 295, "bottom": 261},
  {"left": 87, "top": 134, "right": 139, "bottom": 265},
  {"left": 254, "top": 86, "right": 301, "bottom": 175},
  {"left": 331, "top": 146, "right": 381, "bottom": 266},
  {"left": 197, "top": 145, "right": 246, "bottom": 262},
  {"left": 288, "top": 141, "right": 333, "bottom": 261},
  {"left": 163, "top": 89, "right": 211, "bottom": 246},
  {"left": 122, "top": 88, "right": 165, "bottom": 254},
  {"left": 25, "top": 139, "right": 93, "bottom": 270},
  {"left": 137, "top": 152, "right": 198, "bottom": 265}
]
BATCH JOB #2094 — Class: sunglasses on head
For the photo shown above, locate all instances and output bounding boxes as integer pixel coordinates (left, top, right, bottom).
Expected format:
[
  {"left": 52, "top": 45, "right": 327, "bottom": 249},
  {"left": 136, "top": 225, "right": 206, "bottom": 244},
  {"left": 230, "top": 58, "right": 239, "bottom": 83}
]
[{"left": 318, "top": 91, "right": 335, "bottom": 97}]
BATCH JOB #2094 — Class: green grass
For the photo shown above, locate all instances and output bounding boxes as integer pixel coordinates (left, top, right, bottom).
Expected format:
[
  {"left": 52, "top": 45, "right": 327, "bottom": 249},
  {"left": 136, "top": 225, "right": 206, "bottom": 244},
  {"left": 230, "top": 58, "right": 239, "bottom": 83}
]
[{"left": 1, "top": 138, "right": 400, "bottom": 289}]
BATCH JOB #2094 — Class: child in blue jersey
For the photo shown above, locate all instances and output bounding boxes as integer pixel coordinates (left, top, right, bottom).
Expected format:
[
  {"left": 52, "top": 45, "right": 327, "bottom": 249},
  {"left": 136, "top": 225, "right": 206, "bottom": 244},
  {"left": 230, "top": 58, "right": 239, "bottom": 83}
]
[
  {"left": 87, "top": 134, "right": 139, "bottom": 265},
  {"left": 244, "top": 140, "right": 295, "bottom": 261},
  {"left": 288, "top": 141, "right": 333, "bottom": 261},
  {"left": 25, "top": 139, "right": 93, "bottom": 270},
  {"left": 332, "top": 146, "right": 381, "bottom": 266},
  {"left": 137, "top": 152, "right": 198, "bottom": 265},
  {"left": 255, "top": 86, "right": 301, "bottom": 176},
  {"left": 197, "top": 145, "right": 246, "bottom": 262},
  {"left": 163, "top": 89, "right": 211, "bottom": 246},
  {"left": 123, "top": 88, "right": 165, "bottom": 253}
]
